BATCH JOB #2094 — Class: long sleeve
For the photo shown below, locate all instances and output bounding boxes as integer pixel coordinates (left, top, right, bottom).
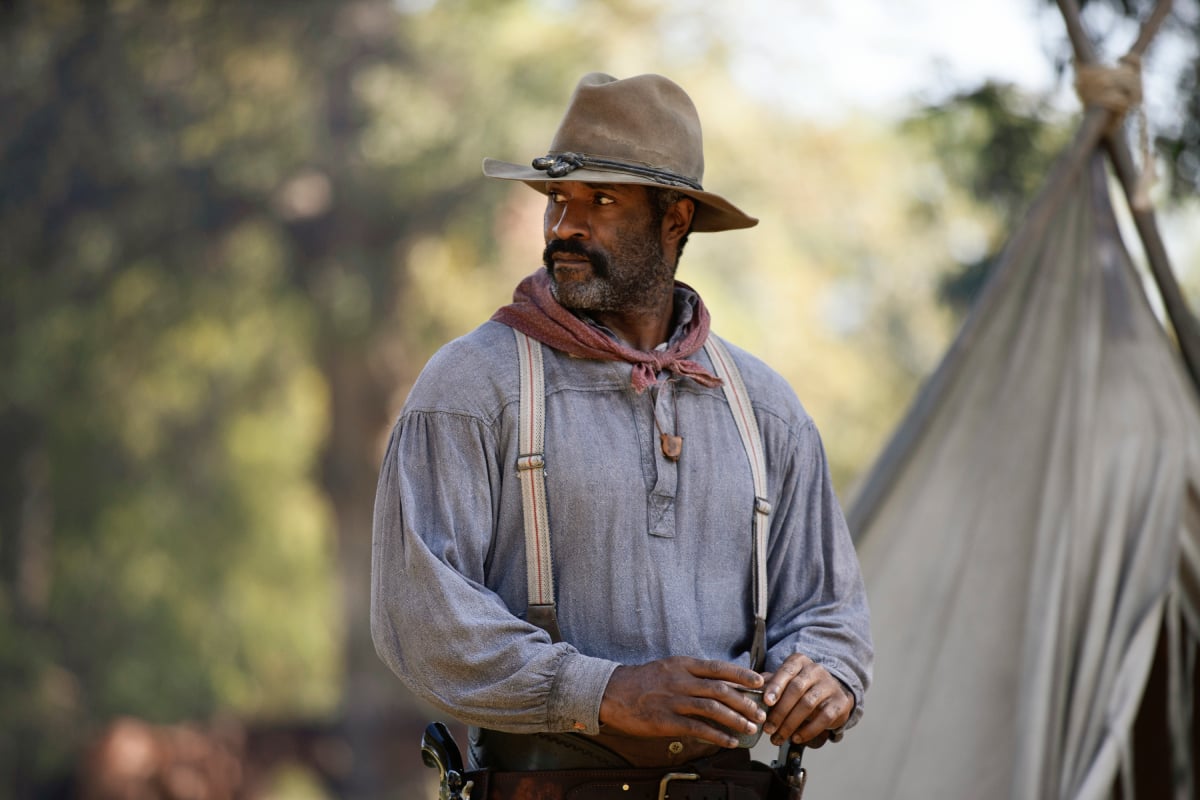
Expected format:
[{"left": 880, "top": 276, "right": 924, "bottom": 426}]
[
  {"left": 370, "top": 321, "right": 872, "bottom": 734},
  {"left": 369, "top": 338, "right": 618, "bottom": 734},
  {"left": 760, "top": 414, "right": 873, "bottom": 728}
]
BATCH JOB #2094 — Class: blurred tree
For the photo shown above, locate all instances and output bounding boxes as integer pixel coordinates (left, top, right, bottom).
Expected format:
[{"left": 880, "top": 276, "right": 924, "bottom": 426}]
[
  {"left": 0, "top": 0, "right": 1049, "bottom": 795},
  {"left": 902, "top": 83, "right": 1074, "bottom": 312},
  {"left": 0, "top": 1, "right": 349, "bottom": 793},
  {"left": 0, "top": 0, "right": 750, "bottom": 796}
]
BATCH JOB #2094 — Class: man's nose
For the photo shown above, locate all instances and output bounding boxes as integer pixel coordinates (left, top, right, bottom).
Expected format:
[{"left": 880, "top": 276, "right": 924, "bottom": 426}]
[{"left": 549, "top": 201, "right": 588, "bottom": 239}]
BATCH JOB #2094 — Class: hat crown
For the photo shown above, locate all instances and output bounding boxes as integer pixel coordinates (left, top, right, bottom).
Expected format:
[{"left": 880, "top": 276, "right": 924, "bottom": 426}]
[
  {"left": 480, "top": 73, "right": 757, "bottom": 232},
  {"left": 548, "top": 73, "right": 705, "bottom": 186}
]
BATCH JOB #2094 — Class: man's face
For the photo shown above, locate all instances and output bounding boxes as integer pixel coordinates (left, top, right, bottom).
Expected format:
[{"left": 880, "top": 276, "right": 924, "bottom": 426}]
[{"left": 541, "top": 181, "right": 674, "bottom": 314}]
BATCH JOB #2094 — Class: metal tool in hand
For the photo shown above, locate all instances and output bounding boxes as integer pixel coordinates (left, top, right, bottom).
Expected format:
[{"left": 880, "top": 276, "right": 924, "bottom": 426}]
[
  {"left": 774, "top": 743, "right": 807, "bottom": 800},
  {"left": 420, "top": 722, "right": 473, "bottom": 800},
  {"left": 784, "top": 745, "right": 807, "bottom": 800}
]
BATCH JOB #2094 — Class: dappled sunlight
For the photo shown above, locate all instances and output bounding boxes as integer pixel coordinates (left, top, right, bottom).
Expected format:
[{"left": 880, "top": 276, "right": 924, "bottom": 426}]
[{"left": 4, "top": 0, "right": 1197, "bottom": 797}]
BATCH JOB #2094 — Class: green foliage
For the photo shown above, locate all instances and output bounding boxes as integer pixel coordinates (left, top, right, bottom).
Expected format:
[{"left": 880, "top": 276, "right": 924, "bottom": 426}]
[
  {"left": 0, "top": 0, "right": 348, "bottom": 788},
  {"left": 0, "top": 0, "right": 698, "bottom": 790},
  {"left": 903, "top": 83, "right": 1074, "bottom": 312},
  {"left": 6, "top": 0, "right": 1135, "bottom": 794},
  {"left": 906, "top": 84, "right": 1070, "bottom": 221}
]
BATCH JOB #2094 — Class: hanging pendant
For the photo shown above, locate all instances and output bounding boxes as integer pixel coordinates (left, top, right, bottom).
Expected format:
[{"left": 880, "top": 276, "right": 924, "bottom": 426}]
[{"left": 660, "top": 433, "right": 683, "bottom": 461}]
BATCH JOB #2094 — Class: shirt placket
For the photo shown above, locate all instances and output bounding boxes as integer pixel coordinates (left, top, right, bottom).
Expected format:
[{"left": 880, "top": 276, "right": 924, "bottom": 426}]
[{"left": 647, "top": 378, "right": 679, "bottom": 538}]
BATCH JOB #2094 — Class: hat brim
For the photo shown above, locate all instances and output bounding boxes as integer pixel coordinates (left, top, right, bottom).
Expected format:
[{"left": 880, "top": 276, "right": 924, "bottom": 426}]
[{"left": 482, "top": 158, "right": 758, "bottom": 233}]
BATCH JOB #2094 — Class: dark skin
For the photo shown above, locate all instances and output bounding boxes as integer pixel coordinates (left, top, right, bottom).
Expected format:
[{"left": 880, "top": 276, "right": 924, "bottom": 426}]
[
  {"left": 543, "top": 180, "right": 855, "bottom": 748},
  {"left": 543, "top": 180, "right": 679, "bottom": 350}
]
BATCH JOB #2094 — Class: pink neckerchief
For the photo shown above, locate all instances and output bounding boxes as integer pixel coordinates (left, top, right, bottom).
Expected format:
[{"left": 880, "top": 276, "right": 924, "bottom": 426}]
[{"left": 491, "top": 270, "right": 722, "bottom": 393}]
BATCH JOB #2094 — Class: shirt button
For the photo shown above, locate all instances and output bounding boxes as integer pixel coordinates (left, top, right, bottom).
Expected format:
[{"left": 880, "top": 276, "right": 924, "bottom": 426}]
[{"left": 668, "top": 741, "right": 684, "bottom": 755}]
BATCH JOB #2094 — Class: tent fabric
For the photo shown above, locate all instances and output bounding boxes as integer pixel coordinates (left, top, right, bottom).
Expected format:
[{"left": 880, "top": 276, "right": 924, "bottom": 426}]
[{"left": 806, "top": 154, "right": 1200, "bottom": 799}]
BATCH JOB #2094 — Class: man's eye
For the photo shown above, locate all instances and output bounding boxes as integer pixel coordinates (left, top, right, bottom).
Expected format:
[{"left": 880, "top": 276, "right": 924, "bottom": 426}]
[
  {"left": 548, "top": 191, "right": 566, "bottom": 203},
  {"left": 595, "top": 195, "right": 614, "bottom": 205}
]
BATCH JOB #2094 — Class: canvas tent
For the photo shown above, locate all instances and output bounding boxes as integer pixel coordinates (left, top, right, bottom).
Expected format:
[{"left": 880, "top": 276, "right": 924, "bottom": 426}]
[{"left": 805, "top": 2, "right": 1200, "bottom": 798}]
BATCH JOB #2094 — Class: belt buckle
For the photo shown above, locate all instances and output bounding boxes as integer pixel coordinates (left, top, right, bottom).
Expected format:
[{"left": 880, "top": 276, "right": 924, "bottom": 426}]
[{"left": 657, "top": 771, "right": 699, "bottom": 800}]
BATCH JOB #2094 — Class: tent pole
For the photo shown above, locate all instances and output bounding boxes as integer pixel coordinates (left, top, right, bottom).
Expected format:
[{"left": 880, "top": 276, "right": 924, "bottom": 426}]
[
  {"left": 1057, "top": 0, "right": 1173, "bottom": 67},
  {"left": 1105, "top": 136, "right": 1200, "bottom": 392},
  {"left": 850, "top": 0, "right": 1194, "bottom": 535},
  {"left": 1055, "top": 0, "right": 1200, "bottom": 393}
]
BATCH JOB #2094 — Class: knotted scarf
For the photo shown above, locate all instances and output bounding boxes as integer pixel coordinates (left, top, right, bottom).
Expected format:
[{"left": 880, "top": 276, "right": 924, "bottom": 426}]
[{"left": 491, "top": 270, "right": 722, "bottom": 393}]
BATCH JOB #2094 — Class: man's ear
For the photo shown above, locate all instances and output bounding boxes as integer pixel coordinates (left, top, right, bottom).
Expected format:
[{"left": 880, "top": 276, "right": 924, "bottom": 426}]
[{"left": 662, "top": 196, "right": 695, "bottom": 246}]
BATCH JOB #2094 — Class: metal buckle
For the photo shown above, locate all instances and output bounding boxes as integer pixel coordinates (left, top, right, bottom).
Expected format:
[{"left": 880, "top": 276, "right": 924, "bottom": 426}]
[
  {"left": 515, "top": 453, "right": 545, "bottom": 471},
  {"left": 657, "top": 771, "right": 699, "bottom": 800}
]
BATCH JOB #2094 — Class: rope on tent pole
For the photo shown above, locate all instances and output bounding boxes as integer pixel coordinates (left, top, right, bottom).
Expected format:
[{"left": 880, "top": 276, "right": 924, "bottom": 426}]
[
  {"left": 1055, "top": 0, "right": 1200, "bottom": 395},
  {"left": 1074, "top": 53, "right": 1161, "bottom": 209},
  {"left": 1073, "top": 53, "right": 1161, "bottom": 211},
  {"left": 1074, "top": 55, "right": 1143, "bottom": 131}
]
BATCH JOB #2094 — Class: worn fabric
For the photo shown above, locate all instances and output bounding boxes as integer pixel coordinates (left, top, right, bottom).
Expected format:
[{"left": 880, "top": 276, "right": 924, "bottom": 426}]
[
  {"left": 491, "top": 270, "right": 720, "bottom": 393},
  {"left": 371, "top": 297, "right": 872, "bottom": 739},
  {"left": 481, "top": 72, "right": 759, "bottom": 232},
  {"left": 808, "top": 155, "right": 1200, "bottom": 799}
]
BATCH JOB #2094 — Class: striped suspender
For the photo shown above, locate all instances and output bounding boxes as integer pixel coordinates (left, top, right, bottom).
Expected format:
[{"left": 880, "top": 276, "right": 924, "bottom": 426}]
[
  {"left": 513, "top": 329, "right": 563, "bottom": 643},
  {"left": 512, "top": 329, "right": 770, "bottom": 668},
  {"left": 704, "top": 335, "right": 772, "bottom": 672}
]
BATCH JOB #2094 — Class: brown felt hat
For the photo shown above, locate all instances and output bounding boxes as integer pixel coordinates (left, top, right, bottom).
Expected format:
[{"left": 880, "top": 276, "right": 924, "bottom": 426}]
[{"left": 482, "top": 72, "right": 758, "bottom": 233}]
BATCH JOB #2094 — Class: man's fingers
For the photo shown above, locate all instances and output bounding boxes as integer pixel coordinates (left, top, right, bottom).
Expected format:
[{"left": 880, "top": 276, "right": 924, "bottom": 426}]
[
  {"left": 790, "top": 692, "right": 851, "bottom": 745},
  {"left": 777, "top": 689, "right": 834, "bottom": 740},
  {"left": 684, "top": 724, "right": 740, "bottom": 749},
  {"left": 761, "top": 655, "right": 854, "bottom": 746},
  {"left": 678, "top": 696, "right": 760, "bottom": 739},
  {"left": 599, "top": 657, "right": 769, "bottom": 744},
  {"left": 762, "top": 653, "right": 813, "bottom": 705},
  {"left": 689, "top": 657, "right": 764, "bottom": 690},
  {"left": 767, "top": 681, "right": 827, "bottom": 741}
]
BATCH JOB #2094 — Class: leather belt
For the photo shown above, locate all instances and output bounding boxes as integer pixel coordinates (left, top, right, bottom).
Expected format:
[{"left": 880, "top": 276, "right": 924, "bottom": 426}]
[
  {"left": 470, "top": 729, "right": 722, "bottom": 771},
  {"left": 465, "top": 765, "right": 774, "bottom": 800},
  {"left": 461, "top": 748, "right": 780, "bottom": 800}
]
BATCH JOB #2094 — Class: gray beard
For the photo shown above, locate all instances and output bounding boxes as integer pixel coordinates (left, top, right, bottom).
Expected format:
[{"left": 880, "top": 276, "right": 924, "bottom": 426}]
[{"left": 546, "top": 234, "right": 674, "bottom": 314}]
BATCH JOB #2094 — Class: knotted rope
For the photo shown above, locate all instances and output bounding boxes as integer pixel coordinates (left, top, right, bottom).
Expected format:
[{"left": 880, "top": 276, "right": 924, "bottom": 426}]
[{"left": 1074, "top": 53, "right": 1158, "bottom": 209}]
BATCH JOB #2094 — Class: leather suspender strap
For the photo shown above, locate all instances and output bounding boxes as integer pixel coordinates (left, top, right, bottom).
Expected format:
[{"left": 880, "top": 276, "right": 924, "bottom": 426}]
[
  {"left": 513, "top": 329, "right": 562, "bottom": 642},
  {"left": 512, "top": 329, "right": 770, "bottom": 667},
  {"left": 704, "top": 335, "right": 771, "bottom": 672}
]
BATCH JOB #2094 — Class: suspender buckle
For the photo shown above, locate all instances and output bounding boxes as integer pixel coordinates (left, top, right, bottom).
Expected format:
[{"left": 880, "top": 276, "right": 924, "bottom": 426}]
[{"left": 516, "top": 453, "right": 545, "bottom": 471}]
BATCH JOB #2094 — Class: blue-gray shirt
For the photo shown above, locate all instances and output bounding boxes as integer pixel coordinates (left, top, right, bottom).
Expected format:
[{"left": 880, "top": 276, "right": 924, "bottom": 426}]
[{"left": 370, "top": 316, "right": 872, "bottom": 735}]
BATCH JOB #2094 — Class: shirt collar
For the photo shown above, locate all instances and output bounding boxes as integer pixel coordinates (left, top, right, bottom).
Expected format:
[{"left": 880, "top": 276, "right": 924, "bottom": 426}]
[{"left": 578, "top": 284, "right": 700, "bottom": 352}]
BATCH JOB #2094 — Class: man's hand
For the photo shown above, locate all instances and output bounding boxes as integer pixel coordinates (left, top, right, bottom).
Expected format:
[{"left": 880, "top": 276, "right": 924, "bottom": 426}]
[
  {"left": 761, "top": 653, "right": 853, "bottom": 748},
  {"left": 598, "top": 656, "right": 767, "bottom": 748}
]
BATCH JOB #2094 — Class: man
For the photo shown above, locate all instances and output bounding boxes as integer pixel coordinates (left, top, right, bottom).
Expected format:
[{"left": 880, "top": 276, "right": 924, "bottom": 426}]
[{"left": 371, "top": 73, "right": 871, "bottom": 797}]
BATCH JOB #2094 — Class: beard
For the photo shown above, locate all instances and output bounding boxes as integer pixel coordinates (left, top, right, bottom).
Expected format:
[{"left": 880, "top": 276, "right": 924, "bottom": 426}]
[{"left": 541, "top": 228, "right": 675, "bottom": 314}]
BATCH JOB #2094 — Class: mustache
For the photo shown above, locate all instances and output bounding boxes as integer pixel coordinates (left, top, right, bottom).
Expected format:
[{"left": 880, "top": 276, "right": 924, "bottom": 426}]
[{"left": 542, "top": 239, "right": 609, "bottom": 277}]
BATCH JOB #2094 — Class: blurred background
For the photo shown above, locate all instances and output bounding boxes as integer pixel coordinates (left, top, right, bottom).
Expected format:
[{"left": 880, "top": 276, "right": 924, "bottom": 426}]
[{"left": 1, "top": 0, "right": 1198, "bottom": 797}]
